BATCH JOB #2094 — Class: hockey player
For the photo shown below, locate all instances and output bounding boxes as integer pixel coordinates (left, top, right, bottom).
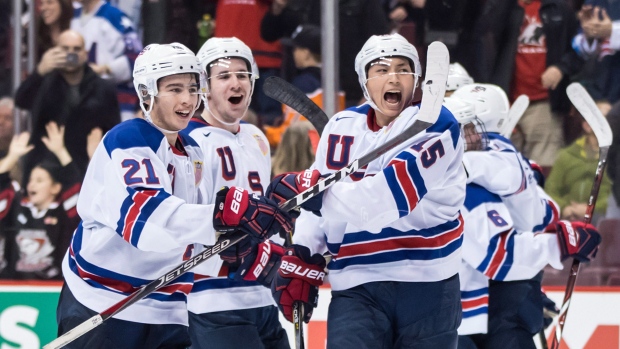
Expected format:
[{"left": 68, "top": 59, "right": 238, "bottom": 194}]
[
  {"left": 261, "top": 33, "right": 466, "bottom": 348},
  {"left": 443, "top": 96, "right": 601, "bottom": 349},
  {"left": 446, "top": 63, "right": 474, "bottom": 97},
  {"left": 182, "top": 37, "right": 289, "bottom": 349},
  {"left": 55, "top": 43, "right": 292, "bottom": 348},
  {"left": 451, "top": 83, "right": 551, "bottom": 232}
]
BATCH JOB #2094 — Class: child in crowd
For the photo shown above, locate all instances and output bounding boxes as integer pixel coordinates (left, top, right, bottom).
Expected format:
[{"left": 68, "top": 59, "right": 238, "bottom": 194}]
[{"left": 0, "top": 122, "right": 81, "bottom": 279}]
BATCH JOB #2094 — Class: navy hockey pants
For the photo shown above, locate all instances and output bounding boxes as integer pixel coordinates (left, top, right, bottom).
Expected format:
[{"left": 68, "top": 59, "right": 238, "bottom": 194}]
[
  {"left": 458, "top": 273, "right": 543, "bottom": 349},
  {"left": 56, "top": 284, "right": 192, "bottom": 349},
  {"left": 188, "top": 306, "right": 289, "bottom": 349},
  {"left": 327, "top": 274, "right": 461, "bottom": 349}
]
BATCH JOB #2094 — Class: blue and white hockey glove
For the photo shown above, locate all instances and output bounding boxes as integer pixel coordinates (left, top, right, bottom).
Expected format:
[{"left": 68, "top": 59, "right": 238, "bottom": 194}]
[
  {"left": 548, "top": 220, "right": 601, "bottom": 262},
  {"left": 266, "top": 169, "right": 324, "bottom": 217},
  {"left": 272, "top": 245, "right": 326, "bottom": 323},
  {"left": 213, "top": 186, "right": 294, "bottom": 243}
]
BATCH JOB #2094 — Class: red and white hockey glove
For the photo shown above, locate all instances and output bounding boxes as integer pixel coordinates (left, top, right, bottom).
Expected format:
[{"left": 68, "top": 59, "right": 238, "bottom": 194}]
[
  {"left": 213, "top": 186, "right": 294, "bottom": 243},
  {"left": 271, "top": 245, "right": 326, "bottom": 323},
  {"left": 232, "top": 240, "right": 286, "bottom": 287},
  {"left": 547, "top": 220, "right": 601, "bottom": 262},
  {"left": 266, "top": 169, "right": 324, "bottom": 217}
]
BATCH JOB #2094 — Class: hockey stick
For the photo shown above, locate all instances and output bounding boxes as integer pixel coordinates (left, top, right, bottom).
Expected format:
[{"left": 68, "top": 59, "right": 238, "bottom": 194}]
[
  {"left": 264, "top": 77, "right": 327, "bottom": 349},
  {"left": 263, "top": 76, "right": 330, "bottom": 135},
  {"left": 500, "top": 94, "right": 529, "bottom": 138},
  {"left": 549, "top": 82, "right": 613, "bottom": 349},
  {"left": 44, "top": 41, "right": 449, "bottom": 349}
]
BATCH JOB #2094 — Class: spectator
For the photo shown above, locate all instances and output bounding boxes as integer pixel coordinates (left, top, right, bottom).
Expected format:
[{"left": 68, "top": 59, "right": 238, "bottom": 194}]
[
  {"left": 213, "top": 0, "right": 285, "bottom": 127},
  {"left": 604, "top": 100, "right": 620, "bottom": 218},
  {"left": 72, "top": 0, "right": 143, "bottom": 121},
  {"left": 261, "top": 0, "right": 389, "bottom": 108},
  {"left": 37, "top": 0, "right": 73, "bottom": 61},
  {"left": 264, "top": 24, "right": 340, "bottom": 148},
  {"left": 546, "top": 116, "right": 612, "bottom": 224},
  {"left": 271, "top": 120, "right": 316, "bottom": 176},
  {"left": 0, "top": 123, "right": 81, "bottom": 280},
  {"left": 473, "top": 0, "right": 581, "bottom": 170},
  {"left": 14, "top": 30, "right": 121, "bottom": 182},
  {"left": 0, "top": 97, "right": 20, "bottom": 182},
  {"left": 0, "top": 97, "right": 13, "bottom": 156}
]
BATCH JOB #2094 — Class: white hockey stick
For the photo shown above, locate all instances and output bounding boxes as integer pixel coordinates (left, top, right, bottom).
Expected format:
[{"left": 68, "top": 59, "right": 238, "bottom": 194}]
[
  {"left": 500, "top": 94, "right": 529, "bottom": 138},
  {"left": 550, "top": 82, "right": 613, "bottom": 349},
  {"left": 44, "top": 41, "right": 449, "bottom": 349}
]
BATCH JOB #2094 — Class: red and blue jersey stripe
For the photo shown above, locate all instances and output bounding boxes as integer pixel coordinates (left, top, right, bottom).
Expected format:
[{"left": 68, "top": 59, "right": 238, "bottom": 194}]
[
  {"left": 461, "top": 287, "right": 489, "bottom": 319},
  {"left": 328, "top": 215, "right": 463, "bottom": 271},
  {"left": 476, "top": 229, "right": 515, "bottom": 281},
  {"left": 384, "top": 151, "right": 428, "bottom": 217},
  {"left": 68, "top": 223, "right": 192, "bottom": 302},
  {"left": 115, "top": 187, "right": 171, "bottom": 247}
]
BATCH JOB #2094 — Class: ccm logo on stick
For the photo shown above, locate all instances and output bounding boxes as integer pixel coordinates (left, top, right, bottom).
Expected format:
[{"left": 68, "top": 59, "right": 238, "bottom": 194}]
[{"left": 280, "top": 260, "right": 325, "bottom": 281}]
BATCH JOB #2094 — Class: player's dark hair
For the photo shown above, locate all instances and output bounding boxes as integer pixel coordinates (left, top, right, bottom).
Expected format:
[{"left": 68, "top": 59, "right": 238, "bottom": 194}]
[{"left": 365, "top": 56, "right": 414, "bottom": 77}]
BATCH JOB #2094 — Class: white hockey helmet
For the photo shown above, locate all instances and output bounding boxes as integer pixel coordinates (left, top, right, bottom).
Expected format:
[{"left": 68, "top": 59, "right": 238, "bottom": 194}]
[
  {"left": 197, "top": 37, "right": 259, "bottom": 95},
  {"left": 133, "top": 43, "right": 204, "bottom": 124},
  {"left": 355, "top": 33, "right": 421, "bottom": 110},
  {"left": 446, "top": 63, "right": 474, "bottom": 91},
  {"left": 452, "top": 83, "right": 509, "bottom": 133},
  {"left": 444, "top": 96, "right": 488, "bottom": 150}
]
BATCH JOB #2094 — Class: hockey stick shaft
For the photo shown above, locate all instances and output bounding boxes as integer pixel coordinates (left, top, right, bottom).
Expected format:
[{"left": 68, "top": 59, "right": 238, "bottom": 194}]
[
  {"left": 550, "top": 82, "right": 613, "bottom": 349},
  {"left": 46, "top": 41, "right": 449, "bottom": 349},
  {"left": 44, "top": 233, "right": 248, "bottom": 349},
  {"left": 550, "top": 147, "right": 609, "bottom": 349},
  {"left": 263, "top": 76, "right": 329, "bottom": 135}
]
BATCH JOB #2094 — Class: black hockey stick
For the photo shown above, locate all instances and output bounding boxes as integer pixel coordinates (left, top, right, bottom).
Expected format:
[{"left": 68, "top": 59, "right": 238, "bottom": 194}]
[
  {"left": 44, "top": 41, "right": 449, "bottom": 349},
  {"left": 263, "top": 76, "right": 329, "bottom": 135},
  {"left": 263, "top": 77, "right": 327, "bottom": 349},
  {"left": 549, "top": 83, "right": 613, "bottom": 349}
]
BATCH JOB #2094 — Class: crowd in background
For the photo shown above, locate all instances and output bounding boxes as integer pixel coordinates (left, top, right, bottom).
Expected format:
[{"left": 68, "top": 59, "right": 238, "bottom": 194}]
[{"left": 0, "top": 0, "right": 619, "bottom": 285}]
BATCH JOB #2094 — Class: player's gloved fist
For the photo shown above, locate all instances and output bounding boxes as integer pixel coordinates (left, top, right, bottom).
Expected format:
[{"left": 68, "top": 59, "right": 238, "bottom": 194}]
[
  {"left": 266, "top": 169, "right": 324, "bottom": 217},
  {"left": 548, "top": 220, "right": 601, "bottom": 262},
  {"left": 213, "top": 186, "right": 294, "bottom": 242},
  {"left": 233, "top": 240, "right": 286, "bottom": 287},
  {"left": 218, "top": 231, "right": 254, "bottom": 267},
  {"left": 271, "top": 245, "right": 326, "bottom": 323}
]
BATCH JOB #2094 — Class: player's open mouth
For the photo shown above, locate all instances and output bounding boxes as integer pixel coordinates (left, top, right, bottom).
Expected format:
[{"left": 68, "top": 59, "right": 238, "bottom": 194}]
[
  {"left": 175, "top": 110, "right": 191, "bottom": 117},
  {"left": 384, "top": 91, "right": 402, "bottom": 104},
  {"left": 228, "top": 95, "right": 244, "bottom": 105}
]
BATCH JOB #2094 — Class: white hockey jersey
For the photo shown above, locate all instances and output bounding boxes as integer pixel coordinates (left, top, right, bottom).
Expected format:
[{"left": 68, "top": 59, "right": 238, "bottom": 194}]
[
  {"left": 294, "top": 103, "right": 466, "bottom": 291},
  {"left": 463, "top": 133, "right": 548, "bottom": 232},
  {"left": 62, "top": 119, "right": 219, "bottom": 326},
  {"left": 458, "top": 183, "right": 562, "bottom": 335},
  {"left": 182, "top": 118, "right": 277, "bottom": 314}
]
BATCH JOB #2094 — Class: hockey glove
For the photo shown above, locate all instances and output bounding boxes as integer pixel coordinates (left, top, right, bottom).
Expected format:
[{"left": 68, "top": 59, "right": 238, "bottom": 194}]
[
  {"left": 213, "top": 186, "right": 294, "bottom": 243},
  {"left": 549, "top": 220, "right": 601, "bottom": 262},
  {"left": 233, "top": 240, "right": 286, "bottom": 287},
  {"left": 218, "top": 231, "right": 255, "bottom": 268},
  {"left": 266, "top": 169, "right": 324, "bottom": 217},
  {"left": 272, "top": 244, "right": 326, "bottom": 323}
]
